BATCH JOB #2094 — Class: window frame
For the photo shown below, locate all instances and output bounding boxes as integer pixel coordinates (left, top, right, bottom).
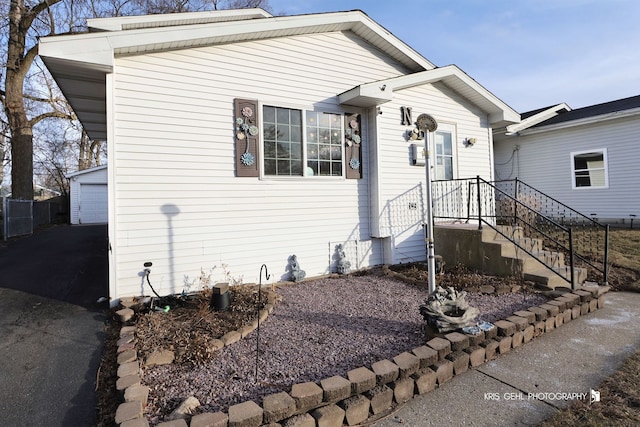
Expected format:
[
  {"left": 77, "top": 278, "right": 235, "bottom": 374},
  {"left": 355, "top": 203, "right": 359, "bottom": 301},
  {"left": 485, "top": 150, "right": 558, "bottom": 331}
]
[
  {"left": 570, "top": 148, "right": 609, "bottom": 190},
  {"left": 259, "top": 102, "right": 347, "bottom": 180},
  {"left": 432, "top": 122, "right": 458, "bottom": 181}
]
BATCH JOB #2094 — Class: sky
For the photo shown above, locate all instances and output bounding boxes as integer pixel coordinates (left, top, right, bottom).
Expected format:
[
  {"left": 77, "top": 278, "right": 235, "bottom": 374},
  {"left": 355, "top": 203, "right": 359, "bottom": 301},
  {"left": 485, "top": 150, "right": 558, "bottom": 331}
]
[{"left": 270, "top": 0, "right": 640, "bottom": 113}]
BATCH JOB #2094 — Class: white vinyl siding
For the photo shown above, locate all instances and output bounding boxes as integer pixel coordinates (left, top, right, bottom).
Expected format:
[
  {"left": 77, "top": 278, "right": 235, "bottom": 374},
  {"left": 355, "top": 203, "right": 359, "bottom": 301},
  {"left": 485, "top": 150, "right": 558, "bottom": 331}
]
[
  {"left": 494, "top": 116, "right": 640, "bottom": 220},
  {"left": 372, "top": 81, "right": 491, "bottom": 263},
  {"left": 110, "top": 31, "right": 410, "bottom": 298}
]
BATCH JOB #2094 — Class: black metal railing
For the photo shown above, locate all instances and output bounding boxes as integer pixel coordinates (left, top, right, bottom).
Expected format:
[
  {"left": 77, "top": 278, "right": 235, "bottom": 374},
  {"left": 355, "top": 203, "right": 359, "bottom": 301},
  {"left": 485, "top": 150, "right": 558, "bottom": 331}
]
[{"left": 432, "top": 177, "right": 609, "bottom": 287}]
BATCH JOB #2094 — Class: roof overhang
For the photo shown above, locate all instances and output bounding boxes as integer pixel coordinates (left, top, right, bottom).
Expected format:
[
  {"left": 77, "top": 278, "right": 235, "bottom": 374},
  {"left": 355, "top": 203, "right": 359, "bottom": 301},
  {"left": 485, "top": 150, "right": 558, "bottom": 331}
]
[
  {"left": 65, "top": 164, "right": 108, "bottom": 179},
  {"left": 339, "top": 65, "right": 519, "bottom": 127},
  {"left": 39, "top": 9, "right": 435, "bottom": 140},
  {"left": 516, "top": 106, "right": 640, "bottom": 136},
  {"left": 505, "top": 103, "right": 571, "bottom": 135}
]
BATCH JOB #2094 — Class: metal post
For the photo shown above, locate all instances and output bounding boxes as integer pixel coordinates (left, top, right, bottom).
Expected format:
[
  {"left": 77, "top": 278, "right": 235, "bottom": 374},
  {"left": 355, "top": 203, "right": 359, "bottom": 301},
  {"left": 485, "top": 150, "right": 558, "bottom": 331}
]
[
  {"left": 424, "top": 133, "right": 436, "bottom": 294},
  {"left": 255, "top": 264, "right": 270, "bottom": 383},
  {"left": 603, "top": 225, "right": 609, "bottom": 285},
  {"left": 2, "top": 197, "right": 6, "bottom": 242},
  {"left": 513, "top": 177, "right": 519, "bottom": 226},
  {"left": 569, "top": 228, "right": 575, "bottom": 290},
  {"left": 476, "top": 176, "right": 482, "bottom": 230}
]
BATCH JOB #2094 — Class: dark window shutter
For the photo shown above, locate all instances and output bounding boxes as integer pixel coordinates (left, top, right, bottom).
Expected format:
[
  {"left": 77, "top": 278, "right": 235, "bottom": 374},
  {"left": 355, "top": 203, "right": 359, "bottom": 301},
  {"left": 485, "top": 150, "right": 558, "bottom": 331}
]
[
  {"left": 345, "top": 113, "right": 362, "bottom": 179},
  {"left": 234, "top": 98, "right": 260, "bottom": 177}
]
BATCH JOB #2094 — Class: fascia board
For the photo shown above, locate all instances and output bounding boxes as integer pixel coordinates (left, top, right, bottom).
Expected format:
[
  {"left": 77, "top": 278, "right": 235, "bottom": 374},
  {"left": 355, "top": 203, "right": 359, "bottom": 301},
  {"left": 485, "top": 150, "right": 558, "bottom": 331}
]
[
  {"left": 39, "top": 34, "right": 114, "bottom": 69},
  {"left": 518, "top": 107, "right": 640, "bottom": 136},
  {"left": 506, "top": 103, "right": 571, "bottom": 135},
  {"left": 41, "top": 10, "right": 434, "bottom": 72},
  {"left": 87, "top": 8, "right": 272, "bottom": 32},
  {"left": 366, "top": 66, "right": 519, "bottom": 124},
  {"left": 65, "top": 165, "right": 108, "bottom": 179}
]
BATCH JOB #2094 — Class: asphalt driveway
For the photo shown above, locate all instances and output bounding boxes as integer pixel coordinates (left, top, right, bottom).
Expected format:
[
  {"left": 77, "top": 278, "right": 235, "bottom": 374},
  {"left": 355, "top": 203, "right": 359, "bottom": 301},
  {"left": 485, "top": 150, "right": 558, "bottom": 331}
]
[{"left": 0, "top": 224, "right": 108, "bottom": 426}]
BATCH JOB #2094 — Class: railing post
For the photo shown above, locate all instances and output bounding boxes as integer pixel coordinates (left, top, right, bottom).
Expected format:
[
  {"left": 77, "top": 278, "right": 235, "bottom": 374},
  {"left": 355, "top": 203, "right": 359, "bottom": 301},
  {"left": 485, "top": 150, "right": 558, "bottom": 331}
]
[
  {"left": 569, "top": 228, "right": 575, "bottom": 290},
  {"left": 2, "top": 196, "right": 6, "bottom": 242},
  {"left": 603, "top": 225, "right": 609, "bottom": 285},
  {"left": 513, "top": 177, "right": 519, "bottom": 226},
  {"left": 476, "top": 176, "right": 482, "bottom": 230}
]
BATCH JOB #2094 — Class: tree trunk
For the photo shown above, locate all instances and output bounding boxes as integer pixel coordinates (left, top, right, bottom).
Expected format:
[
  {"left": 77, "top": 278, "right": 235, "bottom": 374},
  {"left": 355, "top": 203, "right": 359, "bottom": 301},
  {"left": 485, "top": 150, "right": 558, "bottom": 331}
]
[
  {"left": 6, "top": 0, "right": 34, "bottom": 199},
  {"left": 9, "top": 130, "right": 34, "bottom": 200}
]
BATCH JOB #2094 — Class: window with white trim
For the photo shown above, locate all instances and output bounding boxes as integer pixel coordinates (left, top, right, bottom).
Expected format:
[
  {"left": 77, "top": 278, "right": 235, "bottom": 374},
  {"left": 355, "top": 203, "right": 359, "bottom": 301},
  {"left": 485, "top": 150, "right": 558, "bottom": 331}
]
[
  {"left": 571, "top": 149, "right": 608, "bottom": 189},
  {"left": 263, "top": 105, "right": 344, "bottom": 177},
  {"left": 433, "top": 123, "right": 457, "bottom": 180}
]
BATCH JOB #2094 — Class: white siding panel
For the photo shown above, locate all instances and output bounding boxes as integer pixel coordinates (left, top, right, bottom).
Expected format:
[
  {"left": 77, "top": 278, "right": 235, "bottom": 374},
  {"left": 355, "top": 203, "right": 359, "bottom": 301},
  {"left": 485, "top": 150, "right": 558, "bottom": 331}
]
[
  {"left": 370, "top": 82, "right": 491, "bottom": 262},
  {"left": 111, "top": 31, "right": 409, "bottom": 298},
  {"left": 494, "top": 116, "right": 640, "bottom": 220}
]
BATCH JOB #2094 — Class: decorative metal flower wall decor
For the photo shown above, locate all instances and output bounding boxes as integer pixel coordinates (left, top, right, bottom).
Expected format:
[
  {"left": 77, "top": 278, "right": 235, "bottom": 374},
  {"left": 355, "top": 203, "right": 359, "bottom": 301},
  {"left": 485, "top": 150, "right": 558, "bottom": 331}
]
[
  {"left": 236, "top": 106, "right": 258, "bottom": 166},
  {"left": 345, "top": 114, "right": 362, "bottom": 170}
]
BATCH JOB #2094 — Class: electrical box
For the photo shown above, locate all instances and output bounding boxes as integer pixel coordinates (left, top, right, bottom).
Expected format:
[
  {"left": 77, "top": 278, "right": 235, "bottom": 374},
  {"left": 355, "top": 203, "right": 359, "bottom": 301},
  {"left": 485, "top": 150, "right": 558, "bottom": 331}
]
[{"left": 411, "top": 143, "right": 426, "bottom": 166}]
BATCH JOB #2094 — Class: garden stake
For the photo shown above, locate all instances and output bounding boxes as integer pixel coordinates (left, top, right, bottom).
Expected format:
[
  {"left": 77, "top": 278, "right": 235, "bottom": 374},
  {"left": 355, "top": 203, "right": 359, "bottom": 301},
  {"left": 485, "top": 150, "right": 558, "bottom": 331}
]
[{"left": 256, "top": 264, "right": 270, "bottom": 383}]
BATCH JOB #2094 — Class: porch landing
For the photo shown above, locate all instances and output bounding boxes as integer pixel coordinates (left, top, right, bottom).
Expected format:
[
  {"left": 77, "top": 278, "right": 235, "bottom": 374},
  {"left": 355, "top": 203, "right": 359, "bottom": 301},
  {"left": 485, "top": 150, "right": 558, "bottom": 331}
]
[{"left": 433, "top": 223, "right": 587, "bottom": 289}]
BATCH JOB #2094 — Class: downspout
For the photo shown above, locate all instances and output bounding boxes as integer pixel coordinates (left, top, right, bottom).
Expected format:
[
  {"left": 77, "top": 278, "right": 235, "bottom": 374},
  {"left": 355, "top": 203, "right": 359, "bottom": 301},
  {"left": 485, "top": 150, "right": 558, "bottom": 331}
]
[
  {"left": 368, "top": 106, "right": 384, "bottom": 238},
  {"left": 488, "top": 119, "right": 495, "bottom": 182},
  {"left": 106, "top": 72, "right": 118, "bottom": 307}
]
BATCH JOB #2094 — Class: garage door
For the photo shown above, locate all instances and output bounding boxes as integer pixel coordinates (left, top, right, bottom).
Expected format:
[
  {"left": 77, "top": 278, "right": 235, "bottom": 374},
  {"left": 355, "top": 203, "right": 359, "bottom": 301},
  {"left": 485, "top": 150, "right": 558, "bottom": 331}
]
[{"left": 80, "top": 184, "right": 108, "bottom": 224}]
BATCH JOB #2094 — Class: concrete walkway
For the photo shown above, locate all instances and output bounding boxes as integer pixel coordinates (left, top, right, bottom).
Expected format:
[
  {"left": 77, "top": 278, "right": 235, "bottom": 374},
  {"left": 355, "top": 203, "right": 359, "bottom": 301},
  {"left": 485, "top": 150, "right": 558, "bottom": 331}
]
[
  {"left": 0, "top": 225, "right": 108, "bottom": 426},
  {"left": 373, "top": 291, "right": 640, "bottom": 426}
]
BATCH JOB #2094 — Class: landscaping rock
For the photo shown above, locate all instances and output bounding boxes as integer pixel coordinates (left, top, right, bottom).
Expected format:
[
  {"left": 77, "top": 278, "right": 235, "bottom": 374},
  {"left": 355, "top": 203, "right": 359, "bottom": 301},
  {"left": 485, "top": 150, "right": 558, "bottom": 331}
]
[
  {"left": 365, "top": 385, "right": 393, "bottom": 414},
  {"left": 228, "top": 400, "right": 263, "bottom": 427},
  {"left": 124, "top": 385, "right": 150, "bottom": 406},
  {"left": 157, "top": 420, "right": 188, "bottom": 427},
  {"left": 115, "top": 401, "right": 143, "bottom": 424},
  {"left": 263, "top": 392, "right": 296, "bottom": 423},
  {"left": 411, "top": 346, "right": 438, "bottom": 368},
  {"left": 166, "top": 396, "right": 200, "bottom": 421},
  {"left": 392, "top": 377, "right": 414, "bottom": 403},
  {"left": 291, "top": 382, "right": 323, "bottom": 412},
  {"left": 190, "top": 412, "right": 228, "bottom": 427},
  {"left": 412, "top": 368, "right": 437, "bottom": 395},
  {"left": 392, "top": 352, "right": 420, "bottom": 379},
  {"left": 371, "top": 359, "right": 399, "bottom": 385},
  {"left": 320, "top": 376, "right": 351, "bottom": 402},
  {"left": 116, "top": 308, "right": 135, "bottom": 322},
  {"left": 339, "top": 395, "right": 370, "bottom": 426},
  {"left": 283, "top": 413, "right": 316, "bottom": 427},
  {"left": 347, "top": 367, "right": 376, "bottom": 394},
  {"left": 145, "top": 349, "right": 175, "bottom": 367},
  {"left": 311, "top": 404, "right": 345, "bottom": 427},
  {"left": 120, "top": 418, "right": 149, "bottom": 427}
]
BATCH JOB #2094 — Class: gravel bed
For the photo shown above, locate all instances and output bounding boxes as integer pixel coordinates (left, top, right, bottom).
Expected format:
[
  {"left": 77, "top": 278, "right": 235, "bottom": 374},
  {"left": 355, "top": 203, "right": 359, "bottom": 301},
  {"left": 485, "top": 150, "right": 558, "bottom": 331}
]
[{"left": 142, "top": 275, "right": 548, "bottom": 423}]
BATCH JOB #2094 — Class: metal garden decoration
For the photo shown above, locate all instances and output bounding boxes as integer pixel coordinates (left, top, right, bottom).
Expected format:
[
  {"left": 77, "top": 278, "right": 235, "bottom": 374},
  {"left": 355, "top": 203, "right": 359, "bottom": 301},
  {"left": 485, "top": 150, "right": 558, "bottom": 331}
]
[{"left": 236, "top": 106, "right": 258, "bottom": 166}]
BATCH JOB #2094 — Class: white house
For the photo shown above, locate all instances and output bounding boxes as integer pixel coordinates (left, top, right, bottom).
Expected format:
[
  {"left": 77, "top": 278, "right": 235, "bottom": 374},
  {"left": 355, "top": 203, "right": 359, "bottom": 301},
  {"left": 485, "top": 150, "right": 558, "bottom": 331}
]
[
  {"left": 494, "top": 95, "right": 640, "bottom": 224},
  {"left": 66, "top": 165, "right": 109, "bottom": 224},
  {"left": 39, "top": 9, "right": 518, "bottom": 302}
]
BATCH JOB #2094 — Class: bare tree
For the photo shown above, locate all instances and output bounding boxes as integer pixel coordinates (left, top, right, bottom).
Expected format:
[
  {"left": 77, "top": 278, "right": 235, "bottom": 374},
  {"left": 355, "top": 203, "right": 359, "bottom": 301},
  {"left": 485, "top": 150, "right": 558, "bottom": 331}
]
[
  {"left": 3, "top": 0, "right": 70, "bottom": 200},
  {"left": 2, "top": 0, "right": 272, "bottom": 200}
]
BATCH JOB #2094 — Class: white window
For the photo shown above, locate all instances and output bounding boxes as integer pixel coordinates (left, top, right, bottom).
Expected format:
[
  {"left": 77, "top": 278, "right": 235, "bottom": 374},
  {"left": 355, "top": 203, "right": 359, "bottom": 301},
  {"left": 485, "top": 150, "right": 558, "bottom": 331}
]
[
  {"left": 571, "top": 149, "right": 608, "bottom": 189},
  {"left": 263, "top": 106, "right": 343, "bottom": 177}
]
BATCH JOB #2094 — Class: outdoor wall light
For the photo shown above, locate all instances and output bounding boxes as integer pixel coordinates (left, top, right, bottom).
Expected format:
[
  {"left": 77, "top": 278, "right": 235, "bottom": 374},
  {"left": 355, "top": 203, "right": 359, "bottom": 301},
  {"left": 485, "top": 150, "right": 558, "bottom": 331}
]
[{"left": 465, "top": 137, "right": 477, "bottom": 146}]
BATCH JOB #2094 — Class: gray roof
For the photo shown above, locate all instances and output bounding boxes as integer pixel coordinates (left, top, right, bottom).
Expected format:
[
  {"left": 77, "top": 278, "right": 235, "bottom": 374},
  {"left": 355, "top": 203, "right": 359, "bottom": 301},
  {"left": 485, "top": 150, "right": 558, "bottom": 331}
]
[{"left": 528, "top": 95, "right": 640, "bottom": 128}]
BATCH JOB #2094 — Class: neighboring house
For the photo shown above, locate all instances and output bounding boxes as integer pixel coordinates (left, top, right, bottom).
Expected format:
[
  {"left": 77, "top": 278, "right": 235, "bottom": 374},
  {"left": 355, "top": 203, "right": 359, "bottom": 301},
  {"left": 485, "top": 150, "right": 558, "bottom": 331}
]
[
  {"left": 494, "top": 95, "right": 640, "bottom": 224},
  {"left": 39, "top": 9, "right": 518, "bottom": 302},
  {"left": 66, "top": 165, "right": 108, "bottom": 225}
]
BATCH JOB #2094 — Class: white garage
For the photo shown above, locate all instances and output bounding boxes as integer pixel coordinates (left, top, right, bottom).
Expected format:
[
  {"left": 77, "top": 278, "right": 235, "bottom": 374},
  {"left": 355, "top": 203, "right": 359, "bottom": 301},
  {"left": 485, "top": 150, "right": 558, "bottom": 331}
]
[{"left": 66, "top": 165, "right": 108, "bottom": 225}]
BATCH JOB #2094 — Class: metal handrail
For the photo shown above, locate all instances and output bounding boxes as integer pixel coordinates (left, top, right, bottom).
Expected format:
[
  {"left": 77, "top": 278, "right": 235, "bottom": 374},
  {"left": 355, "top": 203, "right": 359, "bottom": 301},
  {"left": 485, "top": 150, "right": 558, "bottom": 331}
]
[{"left": 433, "top": 176, "right": 609, "bottom": 286}]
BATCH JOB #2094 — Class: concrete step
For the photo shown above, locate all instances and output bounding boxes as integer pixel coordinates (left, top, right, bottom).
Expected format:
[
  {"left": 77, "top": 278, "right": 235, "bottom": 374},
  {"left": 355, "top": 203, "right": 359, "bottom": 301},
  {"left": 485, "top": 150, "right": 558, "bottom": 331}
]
[{"left": 523, "top": 266, "right": 588, "bottom": 289}]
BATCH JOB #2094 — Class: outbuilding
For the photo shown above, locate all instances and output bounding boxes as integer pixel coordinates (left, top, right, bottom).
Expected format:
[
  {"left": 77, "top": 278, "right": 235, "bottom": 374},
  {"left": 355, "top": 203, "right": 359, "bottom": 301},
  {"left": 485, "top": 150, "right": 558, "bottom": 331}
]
[{"left": 66, "top": 165, "right": 108, "bottom": 225}]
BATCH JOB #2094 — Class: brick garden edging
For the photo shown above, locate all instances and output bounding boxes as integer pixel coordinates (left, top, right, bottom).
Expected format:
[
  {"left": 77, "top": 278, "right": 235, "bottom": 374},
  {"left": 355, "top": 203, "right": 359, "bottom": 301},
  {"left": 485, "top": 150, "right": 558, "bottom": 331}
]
[{"left": 112, "top": 284, "right": 610, "bottom": 427}]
